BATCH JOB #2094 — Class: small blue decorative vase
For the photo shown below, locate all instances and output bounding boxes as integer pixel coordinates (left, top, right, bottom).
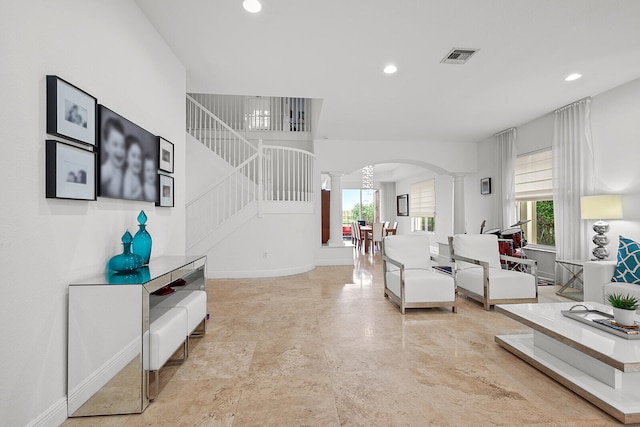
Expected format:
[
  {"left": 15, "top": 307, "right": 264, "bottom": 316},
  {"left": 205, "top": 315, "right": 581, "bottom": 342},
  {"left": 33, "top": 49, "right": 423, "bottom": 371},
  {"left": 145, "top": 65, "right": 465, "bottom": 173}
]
[
  {"left": 108, "top": 231, "right": 143, "bottom": 272},
  {"left": 132, "top": 210, "right": 152, "bottom": 265}
]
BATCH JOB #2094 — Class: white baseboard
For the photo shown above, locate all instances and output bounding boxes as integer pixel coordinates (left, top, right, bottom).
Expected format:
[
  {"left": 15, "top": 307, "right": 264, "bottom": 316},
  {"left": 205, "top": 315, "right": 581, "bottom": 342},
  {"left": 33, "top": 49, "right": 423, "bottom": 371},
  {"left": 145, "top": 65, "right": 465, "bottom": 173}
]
[{"left": 25, "top": 397, "right": 67, "bottom": 427}]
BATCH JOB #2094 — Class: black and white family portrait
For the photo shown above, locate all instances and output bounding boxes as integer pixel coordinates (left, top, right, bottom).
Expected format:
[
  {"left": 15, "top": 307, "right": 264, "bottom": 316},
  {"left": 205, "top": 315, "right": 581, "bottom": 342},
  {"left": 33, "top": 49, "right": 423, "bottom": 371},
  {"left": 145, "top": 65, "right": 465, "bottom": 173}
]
[{"left": 98, "top": 106, "right": 158, "bottom": 202}]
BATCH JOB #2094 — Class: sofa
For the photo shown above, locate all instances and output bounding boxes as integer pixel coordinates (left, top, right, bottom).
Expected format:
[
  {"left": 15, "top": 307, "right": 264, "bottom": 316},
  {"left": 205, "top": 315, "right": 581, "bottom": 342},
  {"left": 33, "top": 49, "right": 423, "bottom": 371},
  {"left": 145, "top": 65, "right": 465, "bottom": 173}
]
[{"left": 584, "top": 260, "right": 640, "bottom": 305}]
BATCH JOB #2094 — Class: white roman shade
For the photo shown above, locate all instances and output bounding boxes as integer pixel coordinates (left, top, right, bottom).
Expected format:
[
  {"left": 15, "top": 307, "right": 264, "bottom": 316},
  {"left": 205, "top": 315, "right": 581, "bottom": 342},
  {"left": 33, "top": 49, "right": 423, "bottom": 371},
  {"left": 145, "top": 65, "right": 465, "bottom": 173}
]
[
  {"left": 410, "top": 179, "right": 435, "bottom": 217},
  {"left": 515, "top": 149, "right": 553, "bottom": 201}
]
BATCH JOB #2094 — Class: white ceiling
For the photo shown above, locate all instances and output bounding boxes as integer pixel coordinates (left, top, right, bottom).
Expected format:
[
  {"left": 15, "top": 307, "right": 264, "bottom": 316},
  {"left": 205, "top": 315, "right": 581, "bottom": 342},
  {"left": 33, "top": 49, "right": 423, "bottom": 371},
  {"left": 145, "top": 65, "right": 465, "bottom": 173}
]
[{"left": 136, "top": 0, "right": 640, "bottom": 144}]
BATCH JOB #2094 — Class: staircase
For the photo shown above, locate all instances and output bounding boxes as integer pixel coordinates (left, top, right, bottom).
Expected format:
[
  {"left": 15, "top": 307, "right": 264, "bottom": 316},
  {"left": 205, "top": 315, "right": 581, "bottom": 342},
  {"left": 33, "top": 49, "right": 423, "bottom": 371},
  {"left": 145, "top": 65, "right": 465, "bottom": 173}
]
[{"left": 185, "top": 95, "right": 315, "bottom": 254}]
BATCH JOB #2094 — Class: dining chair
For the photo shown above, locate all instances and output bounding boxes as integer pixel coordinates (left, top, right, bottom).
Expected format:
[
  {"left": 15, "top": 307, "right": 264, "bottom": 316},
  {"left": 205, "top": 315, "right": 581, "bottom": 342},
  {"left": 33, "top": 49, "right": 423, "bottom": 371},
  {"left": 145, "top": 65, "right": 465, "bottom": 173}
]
[
  {"left": 369, "top": 222, "right": 384, "bottom": 253},
  {"left": 353, "top": 221, "right": 363, "bottom": 251}
]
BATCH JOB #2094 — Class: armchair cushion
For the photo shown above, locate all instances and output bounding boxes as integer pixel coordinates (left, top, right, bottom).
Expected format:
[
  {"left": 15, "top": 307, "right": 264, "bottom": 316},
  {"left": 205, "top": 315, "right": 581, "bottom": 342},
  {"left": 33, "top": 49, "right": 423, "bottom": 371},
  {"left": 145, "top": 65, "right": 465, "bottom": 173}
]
[
  {"left": 456, "top": 267, "right": 536, "bottom": 300},
  {"left": 383, "top": 233, "right": 432, "bottom": 270},
  {"left": 385, "top": 270, "right": 455, "bottom": 303},
  {"left": 453, "top": 234, "right": 501, "bottom": 270}
]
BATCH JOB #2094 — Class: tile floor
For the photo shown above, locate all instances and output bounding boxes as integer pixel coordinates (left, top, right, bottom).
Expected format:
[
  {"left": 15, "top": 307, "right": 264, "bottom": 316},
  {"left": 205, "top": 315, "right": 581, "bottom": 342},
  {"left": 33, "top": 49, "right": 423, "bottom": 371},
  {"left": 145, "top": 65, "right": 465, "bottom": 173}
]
[{"left": 63, "top": 250, "right": 622, "bottom": 426}]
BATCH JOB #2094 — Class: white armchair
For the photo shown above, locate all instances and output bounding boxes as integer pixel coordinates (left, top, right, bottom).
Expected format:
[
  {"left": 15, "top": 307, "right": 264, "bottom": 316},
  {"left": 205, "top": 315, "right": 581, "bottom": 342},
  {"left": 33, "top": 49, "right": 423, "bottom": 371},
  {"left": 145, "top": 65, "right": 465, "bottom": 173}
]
[
  {"left": 382, "top": 233, "right": 456, "bottom": 314},
  {"left": 449, "top": 234, "right": 538, "bottom": 310}
]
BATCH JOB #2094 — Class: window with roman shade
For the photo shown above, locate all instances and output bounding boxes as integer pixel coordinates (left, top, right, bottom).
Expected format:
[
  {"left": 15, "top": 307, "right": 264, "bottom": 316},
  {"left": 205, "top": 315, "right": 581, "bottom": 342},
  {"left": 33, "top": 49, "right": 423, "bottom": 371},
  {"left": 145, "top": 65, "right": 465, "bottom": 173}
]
[
  {"left": 515, "top": 149, "right": 552, "bottom": 201},
  {"left": 515, "top": 149, "right": 555, "bottom": 246},
  {"left": 410, "top": 179, "right": 435, "bottom": 232}
]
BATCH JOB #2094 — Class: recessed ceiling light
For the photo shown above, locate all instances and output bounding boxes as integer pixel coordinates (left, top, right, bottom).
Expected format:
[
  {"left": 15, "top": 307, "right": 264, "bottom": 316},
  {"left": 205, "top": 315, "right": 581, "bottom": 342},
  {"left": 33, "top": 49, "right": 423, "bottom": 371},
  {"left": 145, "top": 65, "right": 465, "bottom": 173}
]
[
  {"left": 565, "top": 73, "right": 582, "bottom": 82},
  {"left": 243, "top": 0, "right": 262, "bottom": 13},
  {"left": 383, "top": 64, "right": 397, "bottom": 74}
]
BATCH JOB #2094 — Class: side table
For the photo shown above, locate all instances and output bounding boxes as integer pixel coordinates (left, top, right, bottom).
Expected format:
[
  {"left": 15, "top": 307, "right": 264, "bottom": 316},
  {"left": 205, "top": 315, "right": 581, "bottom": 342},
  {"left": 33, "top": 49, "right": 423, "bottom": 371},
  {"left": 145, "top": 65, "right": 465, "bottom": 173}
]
[{"left": 555, "top": 259, "right": 585, "bottom": 301}]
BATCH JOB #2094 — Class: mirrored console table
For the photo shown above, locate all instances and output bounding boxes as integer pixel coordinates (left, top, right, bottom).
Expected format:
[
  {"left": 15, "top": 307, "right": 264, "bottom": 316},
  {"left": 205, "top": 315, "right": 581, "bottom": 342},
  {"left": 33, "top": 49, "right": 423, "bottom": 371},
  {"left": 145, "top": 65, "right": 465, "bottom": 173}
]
[{"left": 67, "top": 255, "right": 206, "bottom": 417}]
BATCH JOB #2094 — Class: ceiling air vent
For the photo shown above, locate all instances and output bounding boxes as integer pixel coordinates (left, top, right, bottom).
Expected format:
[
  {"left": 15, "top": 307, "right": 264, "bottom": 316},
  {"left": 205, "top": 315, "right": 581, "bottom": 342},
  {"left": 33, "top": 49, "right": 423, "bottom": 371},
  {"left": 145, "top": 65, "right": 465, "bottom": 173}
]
[{"left": 440, "top": 48, "right": 479, "bottom": 64}]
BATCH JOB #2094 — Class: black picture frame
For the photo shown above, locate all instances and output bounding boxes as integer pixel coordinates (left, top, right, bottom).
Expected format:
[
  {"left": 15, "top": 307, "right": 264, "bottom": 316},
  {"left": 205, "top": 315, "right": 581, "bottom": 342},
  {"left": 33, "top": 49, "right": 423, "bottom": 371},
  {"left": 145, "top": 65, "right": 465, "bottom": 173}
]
[
  {"left": 98, "top": 105, "right": 159, "bottom": 202},
  {"left": 158, "top": 137, "right": 174, "bottom": 173},
  {"left": 156, "top": 174, "right": 174, "bottom": 207},
  {"left": 46, "top": 75, "right": 97, "bottom": 146},
  {"left": 45, "top": 140, "right": 97, "bottom": 200},
  {"left": 481, "top": 177, "right": 492, "bottom": 195},
  {"left": 397, "top": 194, "right": 409, "bottom": 216}
]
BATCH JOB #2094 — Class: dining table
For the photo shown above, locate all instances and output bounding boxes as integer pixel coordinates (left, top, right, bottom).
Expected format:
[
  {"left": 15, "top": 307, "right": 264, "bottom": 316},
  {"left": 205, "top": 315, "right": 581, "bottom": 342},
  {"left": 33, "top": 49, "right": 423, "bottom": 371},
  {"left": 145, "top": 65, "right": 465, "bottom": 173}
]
[{"left": 359, "top": 225, "right": 397, "bottom": 253}]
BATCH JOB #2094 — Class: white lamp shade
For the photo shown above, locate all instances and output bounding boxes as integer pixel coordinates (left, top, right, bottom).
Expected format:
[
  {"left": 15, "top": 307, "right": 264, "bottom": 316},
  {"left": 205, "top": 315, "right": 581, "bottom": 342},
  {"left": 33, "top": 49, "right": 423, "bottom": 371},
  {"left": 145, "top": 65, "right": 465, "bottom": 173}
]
[{"left": 580, "top": 195, "right": 623, "bottom": 220}]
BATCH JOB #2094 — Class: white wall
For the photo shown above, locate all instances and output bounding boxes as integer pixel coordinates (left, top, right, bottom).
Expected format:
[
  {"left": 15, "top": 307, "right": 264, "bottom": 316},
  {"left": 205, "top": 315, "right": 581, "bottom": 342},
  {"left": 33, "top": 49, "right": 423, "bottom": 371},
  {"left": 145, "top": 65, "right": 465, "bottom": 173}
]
[
  {"left": 0, "top": 2, "right": 186, "bottom": 425},
  {"left": 315, "top": 139, "right": 478, "bottom": 175},
  {"left": 204, "top": 207, "right": 316, "bottom": 278},
  {"left": 591, "top": 77, "right": 640, "bottom": 241}
]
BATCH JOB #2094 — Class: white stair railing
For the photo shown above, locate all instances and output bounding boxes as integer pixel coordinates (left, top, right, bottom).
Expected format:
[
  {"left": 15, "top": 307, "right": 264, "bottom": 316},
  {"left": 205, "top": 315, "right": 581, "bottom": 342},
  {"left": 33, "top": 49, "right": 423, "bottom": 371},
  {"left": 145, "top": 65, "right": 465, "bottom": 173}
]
[
  {"left": 262, "top": 146, "right": 315, "bottom": 202},
  {"left": 186, "top": 154, "right": 259, "bottom": 249},
  {"left": 186, "top": 96, "right": 316, "bottom": 252},
  {"left": 188, "top": 93, "right": 311, "bottom": 133},
  {"left": 186, "top": 95, "right": 257, "bottom": 167}
]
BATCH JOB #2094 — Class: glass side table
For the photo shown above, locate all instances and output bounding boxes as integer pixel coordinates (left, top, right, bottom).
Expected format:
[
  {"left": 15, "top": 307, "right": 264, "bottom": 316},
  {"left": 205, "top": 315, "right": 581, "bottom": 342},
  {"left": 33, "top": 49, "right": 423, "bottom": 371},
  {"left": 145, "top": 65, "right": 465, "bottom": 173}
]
[{"left": 555, "top": 259, "right": 585, "bottom": 301}]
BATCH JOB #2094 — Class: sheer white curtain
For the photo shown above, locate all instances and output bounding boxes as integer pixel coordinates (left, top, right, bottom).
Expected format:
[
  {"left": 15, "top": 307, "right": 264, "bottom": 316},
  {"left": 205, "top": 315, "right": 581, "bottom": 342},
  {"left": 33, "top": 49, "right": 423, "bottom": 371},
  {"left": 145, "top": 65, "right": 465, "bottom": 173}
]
[
  {"left": 553, "top": 98, "right": 595, "bottom": 269},
  {"left": 495, "top": 128, "right": 517, "bottom": 230}
]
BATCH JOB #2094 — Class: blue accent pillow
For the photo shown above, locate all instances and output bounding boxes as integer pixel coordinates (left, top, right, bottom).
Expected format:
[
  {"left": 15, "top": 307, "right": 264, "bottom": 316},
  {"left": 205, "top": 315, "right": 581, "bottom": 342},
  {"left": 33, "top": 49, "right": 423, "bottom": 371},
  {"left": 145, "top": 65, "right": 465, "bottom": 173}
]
[{"left": 612, "top": 236, "right": 640, "bottom": 284}]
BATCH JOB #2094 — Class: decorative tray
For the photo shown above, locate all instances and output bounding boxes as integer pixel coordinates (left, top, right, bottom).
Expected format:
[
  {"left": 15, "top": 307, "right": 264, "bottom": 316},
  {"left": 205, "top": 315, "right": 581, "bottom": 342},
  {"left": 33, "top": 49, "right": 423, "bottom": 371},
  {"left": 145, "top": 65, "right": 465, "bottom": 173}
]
[{"left": 561, "top": 305, "right": 640, "bottom": 340}]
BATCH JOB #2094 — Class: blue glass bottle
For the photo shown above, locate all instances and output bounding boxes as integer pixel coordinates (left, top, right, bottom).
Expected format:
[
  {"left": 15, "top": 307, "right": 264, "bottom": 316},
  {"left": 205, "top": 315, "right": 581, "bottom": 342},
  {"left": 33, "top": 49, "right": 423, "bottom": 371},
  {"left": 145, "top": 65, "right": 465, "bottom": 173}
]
[
  {"left": 108, "top": 230, "right": 143, "bottom": 272},
  {"left": 132, "top": 210, "right": 152, "bottom": 265}
]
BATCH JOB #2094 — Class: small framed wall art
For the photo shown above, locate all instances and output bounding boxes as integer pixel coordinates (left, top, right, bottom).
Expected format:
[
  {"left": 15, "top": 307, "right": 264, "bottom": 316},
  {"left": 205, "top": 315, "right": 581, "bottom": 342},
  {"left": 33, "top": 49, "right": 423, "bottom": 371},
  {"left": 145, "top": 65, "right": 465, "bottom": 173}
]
[
  {"left": 45, "top": 140, "right": 97, "bottom": 200},
  {"left": 158, "top": 137, "right": 174, "bottom": 173},
  {"left": 156, "top": 174, "right": 174, "bottom": 207},
  {"left": 480, "top": 177, "right": 492, "bottom": 195},
  {"left": 397, "top": 194, "right": 409, "bottom": 216},
  {"left": 46, "top": 75, "right": 97, "bottom": 146}
]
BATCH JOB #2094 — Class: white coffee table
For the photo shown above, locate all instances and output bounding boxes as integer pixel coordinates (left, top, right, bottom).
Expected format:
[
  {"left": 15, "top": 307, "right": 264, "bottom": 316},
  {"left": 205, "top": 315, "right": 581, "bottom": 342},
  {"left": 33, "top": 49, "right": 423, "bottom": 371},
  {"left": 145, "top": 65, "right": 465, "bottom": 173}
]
[{"left": 496, "top": 302, "right": 640, "bottom": 424}]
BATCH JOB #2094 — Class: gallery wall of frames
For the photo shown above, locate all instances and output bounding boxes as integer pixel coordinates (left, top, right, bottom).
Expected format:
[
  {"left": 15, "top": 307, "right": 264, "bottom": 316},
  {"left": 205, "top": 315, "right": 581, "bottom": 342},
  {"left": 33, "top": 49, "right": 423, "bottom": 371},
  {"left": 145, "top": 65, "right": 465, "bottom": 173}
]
[{"left": 45, "top": 75, "right": 175, "bottom": 207}]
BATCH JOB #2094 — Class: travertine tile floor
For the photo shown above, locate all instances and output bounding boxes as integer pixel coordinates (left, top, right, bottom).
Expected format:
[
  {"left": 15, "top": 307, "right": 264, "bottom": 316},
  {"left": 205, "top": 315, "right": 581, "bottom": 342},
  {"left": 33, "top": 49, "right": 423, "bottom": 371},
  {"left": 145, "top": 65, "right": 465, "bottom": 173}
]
[{"left": 64, "top": 251, "right": 622, "bottom": 426}]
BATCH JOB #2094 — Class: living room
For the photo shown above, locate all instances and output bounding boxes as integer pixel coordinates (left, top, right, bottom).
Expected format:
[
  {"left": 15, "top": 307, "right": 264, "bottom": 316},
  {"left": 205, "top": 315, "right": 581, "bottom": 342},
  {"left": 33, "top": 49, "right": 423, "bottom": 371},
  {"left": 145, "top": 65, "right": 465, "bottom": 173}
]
[{"left": 2, "top": 1, "right": 640, "bottom": 426}]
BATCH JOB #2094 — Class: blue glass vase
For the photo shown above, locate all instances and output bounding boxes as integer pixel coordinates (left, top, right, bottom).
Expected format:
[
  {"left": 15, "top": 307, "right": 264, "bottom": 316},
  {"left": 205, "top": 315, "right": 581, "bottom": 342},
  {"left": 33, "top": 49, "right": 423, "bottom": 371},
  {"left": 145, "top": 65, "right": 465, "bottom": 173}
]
[
  {"left": 108, "top": 231, "right": 143, "bottom": 272},
  {"left": 132, "top": 210, "right": 152, "bottom": 265}
]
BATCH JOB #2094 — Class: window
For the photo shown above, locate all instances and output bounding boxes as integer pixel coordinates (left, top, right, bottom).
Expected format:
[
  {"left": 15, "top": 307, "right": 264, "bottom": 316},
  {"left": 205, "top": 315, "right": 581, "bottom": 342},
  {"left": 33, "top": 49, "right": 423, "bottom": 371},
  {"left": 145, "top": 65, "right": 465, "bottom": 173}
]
[
  {"left": 342, "top": 189, "right": 374, "bottom": 225},
  {"left": 515, "top": 149, "right": 554, "bottom": 246},
  {"left": 410, "top": 179, "right": 435, "bottom": 232}
]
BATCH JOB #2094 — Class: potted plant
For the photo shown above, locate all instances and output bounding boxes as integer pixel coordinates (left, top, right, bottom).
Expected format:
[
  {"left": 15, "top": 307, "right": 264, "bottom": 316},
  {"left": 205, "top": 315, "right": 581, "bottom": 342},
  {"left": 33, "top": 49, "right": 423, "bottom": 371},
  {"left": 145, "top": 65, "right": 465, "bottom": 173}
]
[{"left": 607, "top": 293, "right": 639, "bottom": 326}]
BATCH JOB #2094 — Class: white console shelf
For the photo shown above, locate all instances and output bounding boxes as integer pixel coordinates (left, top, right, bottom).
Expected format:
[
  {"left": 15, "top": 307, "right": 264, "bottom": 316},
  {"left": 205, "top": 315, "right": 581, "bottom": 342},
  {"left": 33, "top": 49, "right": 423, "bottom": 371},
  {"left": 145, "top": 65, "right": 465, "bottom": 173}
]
[{"left": 67, "top": 255, "right": 206, "bottom": 418}]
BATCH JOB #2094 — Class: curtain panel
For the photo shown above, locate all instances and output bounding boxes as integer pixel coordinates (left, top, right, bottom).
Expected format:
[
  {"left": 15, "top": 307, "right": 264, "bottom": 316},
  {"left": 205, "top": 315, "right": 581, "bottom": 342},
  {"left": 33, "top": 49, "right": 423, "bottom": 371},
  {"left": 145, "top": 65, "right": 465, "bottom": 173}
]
[
  {"left": 553, "top": 98, "right": 595, "bottom": 280},
  {"left": 495, "top": 128, "right": 517, "bottom": 230}
]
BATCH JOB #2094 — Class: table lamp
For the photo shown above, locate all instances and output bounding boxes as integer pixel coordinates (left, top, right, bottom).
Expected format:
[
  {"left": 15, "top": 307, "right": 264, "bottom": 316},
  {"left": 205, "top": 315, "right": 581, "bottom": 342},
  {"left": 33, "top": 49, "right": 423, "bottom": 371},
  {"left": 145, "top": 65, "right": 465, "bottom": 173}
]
[{"left": 580, "top": 195, "right": 623, "bottom": 260}]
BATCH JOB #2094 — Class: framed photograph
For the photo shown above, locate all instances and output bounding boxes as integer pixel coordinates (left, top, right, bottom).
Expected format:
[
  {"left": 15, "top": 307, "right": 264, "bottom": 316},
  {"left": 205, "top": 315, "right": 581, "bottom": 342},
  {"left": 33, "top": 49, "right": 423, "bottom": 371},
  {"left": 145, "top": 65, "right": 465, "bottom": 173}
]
[
  {"left": 46, "top": 140, "right": 96, "bottom": 200},
  {"left": 46, "top": 75, "right": 97, "bottom": 146},
  {"left": 397, "top": 194, "right": 409, "bottom": 216},
  {"left": 481, "top": 177, "right": 492, "bottom": 195},
  {"left": 158, "top": 137, "right": 174, "bottom": 173},
  {"left": 156, "top": 174, "right": 174, "bottom": 207},
  {"left": 98, "top": 105, "right": 159, "bottom": 202}
]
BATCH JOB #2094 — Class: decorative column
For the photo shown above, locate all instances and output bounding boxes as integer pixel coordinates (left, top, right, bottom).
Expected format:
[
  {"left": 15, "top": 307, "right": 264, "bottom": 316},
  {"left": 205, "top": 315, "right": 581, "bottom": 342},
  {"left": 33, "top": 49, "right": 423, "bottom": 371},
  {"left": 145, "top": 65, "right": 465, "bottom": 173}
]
[
  {"left": 328, "top": 172, "right": 344, "bottom": 246},
  {"left": 453, "top": 174, "right": 466, "bottom": 235}
]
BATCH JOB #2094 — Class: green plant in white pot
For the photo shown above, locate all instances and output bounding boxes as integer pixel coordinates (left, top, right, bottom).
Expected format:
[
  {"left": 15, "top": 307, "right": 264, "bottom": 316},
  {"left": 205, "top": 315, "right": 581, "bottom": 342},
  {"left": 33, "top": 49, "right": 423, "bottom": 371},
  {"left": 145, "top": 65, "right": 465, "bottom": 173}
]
[{"left": 607, "top": 293, "right": 639, "bottom": 326}]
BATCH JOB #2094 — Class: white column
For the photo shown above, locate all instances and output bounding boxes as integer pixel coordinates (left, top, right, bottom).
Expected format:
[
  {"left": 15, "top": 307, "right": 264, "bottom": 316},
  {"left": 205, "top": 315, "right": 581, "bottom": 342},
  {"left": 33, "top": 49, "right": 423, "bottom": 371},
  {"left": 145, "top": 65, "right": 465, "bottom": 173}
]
[
  {"left": 453, "top": 174, "right": 466, "bottom": 235},
  {"left": 328, "top": 172, "right": 344, "bottom": 246}
]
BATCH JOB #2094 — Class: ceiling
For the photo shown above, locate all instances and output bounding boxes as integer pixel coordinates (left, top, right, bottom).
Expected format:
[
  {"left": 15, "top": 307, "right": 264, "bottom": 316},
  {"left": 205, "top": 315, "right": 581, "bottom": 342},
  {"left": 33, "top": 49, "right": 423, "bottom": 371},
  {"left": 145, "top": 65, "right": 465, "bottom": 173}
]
[{"left": 136, "top": 0, "right": 640, "bottom": 144}]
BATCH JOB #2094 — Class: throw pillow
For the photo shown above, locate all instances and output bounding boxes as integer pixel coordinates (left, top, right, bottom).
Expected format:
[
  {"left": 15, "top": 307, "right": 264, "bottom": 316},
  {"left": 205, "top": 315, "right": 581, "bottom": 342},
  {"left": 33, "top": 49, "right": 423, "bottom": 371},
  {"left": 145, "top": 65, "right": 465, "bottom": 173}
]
[{"left": 611, "top": 236, "right": 640, "bottom": 284}]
